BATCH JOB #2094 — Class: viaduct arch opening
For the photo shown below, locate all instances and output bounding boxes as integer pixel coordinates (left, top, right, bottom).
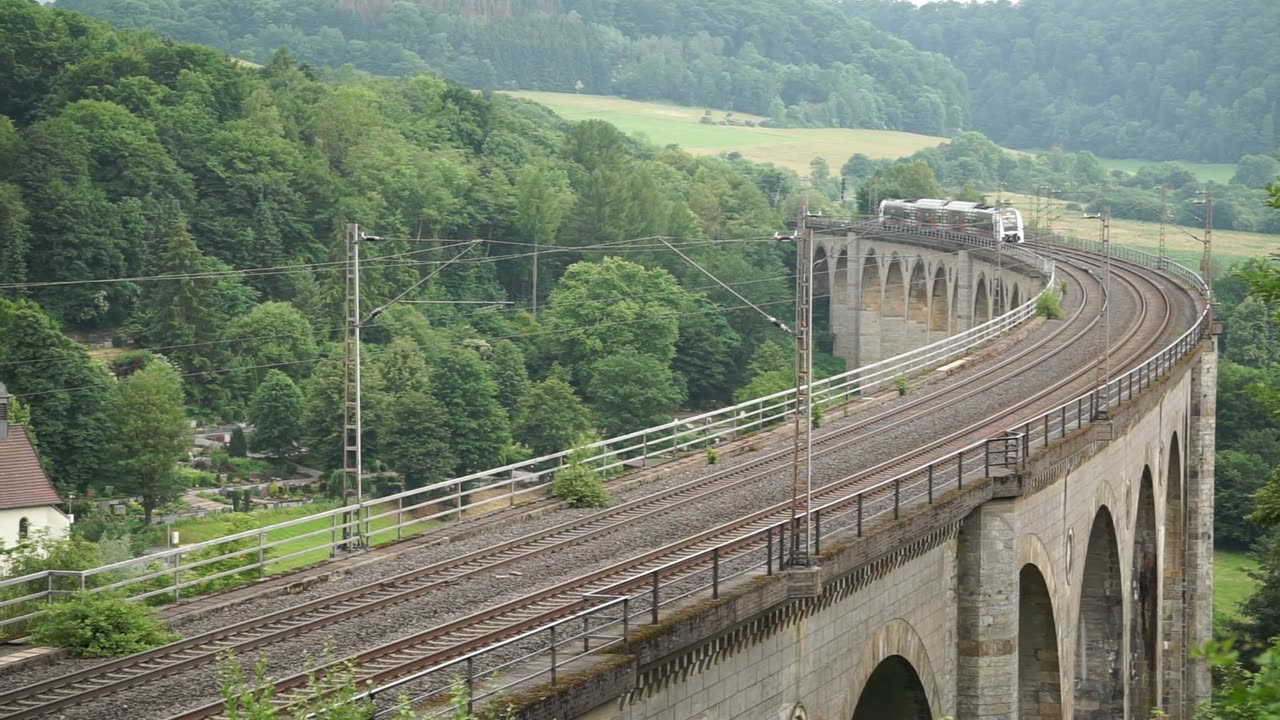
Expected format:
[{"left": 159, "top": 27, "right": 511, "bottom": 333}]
[
  {"left": 814, "top": 246, "right": 832, "bottom": 353},
  {"left": 1075, "top": 505, "right": 1124, "bottom": 719},
  {"left": 974, "top": 275, "right": 990, "bottom": 324},
  {"left": 1130, "top": 469, "right": 1160, "bottom": 717},
  {"left": 929, "top": 266, "right": 949, "bottom": 333},
  {"left": 852, "top": 655, "right": 932, "bottom": 720},
  {"left": 909, "top": 261, "right": 928, "bottom": 324},
  {"left": 884, "top": 254, "right": 906, "bottom": 317},
  {"left": 1019, "top": 563, "right": 1063, "bottom": 718},
  {"left": 861, "top": 251, "right": 880, "bottom": 313}
]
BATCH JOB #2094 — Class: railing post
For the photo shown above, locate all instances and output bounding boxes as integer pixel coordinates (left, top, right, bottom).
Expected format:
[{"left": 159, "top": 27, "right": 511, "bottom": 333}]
[
  {"left": 257, "top": 532, "right": 265, "bottom": 579},
  {"left": 550, "top": 623, "right": 558, "bottom": 685},
  {"left": 172, "top": 553, "right": 181, "bottom": 602},
  {"left": 1043, "top": 414, "right": 1050, "bottom": 446},
  {"left": 397, "top": 496, "right": 404, "bottom": 540},
  {"left": 330, "top": 513, "right": 338, "bottom": 558},
  {"left": 622, "top": 597, "right": 630, "bottom": 640},
  {"left": 583, "top": 609, "right": 591, "bottom": 653},
  {"left": 1061, "top": 406, "right": 1067, "bottom": 438},
  {"left": 456, "top": 481, "right": 464, "bottom": 521},
  {"left": 814, "top": 511, "right": 821, "bottom": 556},
  {"left": 958, "top": 450, "right": 964, "bottom": 489},
  {"left": 651, "top": 571, "right": 660, "bottom": 624},
  {"left": 466, "top": 657, "right": 475, "bottom": 714},
  {"left": 767, "top": 526, "right": 774, "bottom": 576},
  {"left": 857, "top": 494, "right": 864, "bottom": 537},
  {"left": 712, "top": 547, "right": 720, "bottom": 599},
  {"left": 46, "top": 573, "right": 53, "bottom": 604},
  {"left": 893, "top": 478, "right": 901, "bottom": 520},
  {"left": 928, "top": 464, "right": 934, "bottom": 504},
  {"left": 641, "top": 431, "right": 648, "bottom": 465}
]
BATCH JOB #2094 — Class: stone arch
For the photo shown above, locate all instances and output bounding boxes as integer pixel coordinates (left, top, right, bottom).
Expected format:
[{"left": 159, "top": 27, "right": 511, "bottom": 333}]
[
  {"left": 1162, "top": 432, "right": 1185, "bottom": 711},
  {"left": 929, "top": 265, "right": 949, "bottom": 333},
  {"left": 852, "top": 655, "right": 932, "bottom": 720},
  {"left": 1020, "top": 563, "right": 1063, "bottom": 719},
  {"left": 861, "top": 250, "right": 881, "bottom": 314},
  {"left": 974, "top": 275, "right": 991, "bottom": 324},
  {"left": 884, "top": 254, "right": 906, "bottom": 316},
  {"left": 834, "top": 249, "right": 849, "bottom": 305},
  {"left": 813, "top": 246, "right": 832, "bottom": 353},
  {"left": 1075, "top": 506, "right": 1124, "bottom": 719},
  {"left": 852, "top": 619, "right": 941, "bottom": 720},
  {"left": 1130, "top": 467, "right": 1159, "bottom": 717},
  {"left": 908, "top": 260, "right": 929, "bottom": 323}
]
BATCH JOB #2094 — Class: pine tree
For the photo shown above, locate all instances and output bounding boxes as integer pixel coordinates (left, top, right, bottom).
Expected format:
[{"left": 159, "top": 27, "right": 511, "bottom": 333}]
[{"left": 228, "top": 426, "right": 247, "bottom": 458}]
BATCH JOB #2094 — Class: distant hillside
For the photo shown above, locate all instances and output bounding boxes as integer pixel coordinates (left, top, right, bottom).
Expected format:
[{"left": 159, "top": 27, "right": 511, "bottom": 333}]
[
  {"left": 54, "top": 0, "right": 971, "bottom": 137},
  {"left": 843, "top": 0, "right": 1280, "bottom": 163}
]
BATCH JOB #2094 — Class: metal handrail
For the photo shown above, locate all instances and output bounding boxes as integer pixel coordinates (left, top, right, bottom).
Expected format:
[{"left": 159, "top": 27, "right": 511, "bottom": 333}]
[
  {"left": 0, "top": 230, "right": 1053, "bottom": 631},
  {"left": 348, "top": 236, "right": 1208, "bottom": 714}
]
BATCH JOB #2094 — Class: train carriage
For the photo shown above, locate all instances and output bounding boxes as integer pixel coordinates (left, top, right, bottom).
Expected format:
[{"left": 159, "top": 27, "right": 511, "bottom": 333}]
[{"left": 878, "top": 198, "right": 1024, "bottom": 243}]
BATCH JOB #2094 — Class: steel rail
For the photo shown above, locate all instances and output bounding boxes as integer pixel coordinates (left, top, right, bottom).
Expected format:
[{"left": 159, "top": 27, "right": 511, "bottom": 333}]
[{"left": 166, "top": 250, "right": 1182, "bottom": 720}]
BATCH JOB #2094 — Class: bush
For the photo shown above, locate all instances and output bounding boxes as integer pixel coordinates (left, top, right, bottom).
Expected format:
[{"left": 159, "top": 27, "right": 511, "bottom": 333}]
[
  {"left": 894, "top": 376, "right": 910, "bottom": 396},
  {"left": 811, "top": 404, "right": 824, "bottom": 428},
  {"left": 550, "top": 437, "right": 610, "bottom": 509},
  {"left": 229, "top": 427, "right": 247, "bottom": 458},
  {"left": 31, "top": 592, "right": 178, "bottom": 657},
  {"left": 706, "top": 447, "right": 719, "bottom": 465},
  {"left": 1036, "top": 290, "right": 1064, "bottom": 319}
]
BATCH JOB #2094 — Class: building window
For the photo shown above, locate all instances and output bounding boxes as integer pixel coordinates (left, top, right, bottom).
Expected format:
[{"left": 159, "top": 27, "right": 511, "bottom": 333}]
[{"left": 18, "top": 516, "right": 29, "bottom": 540}]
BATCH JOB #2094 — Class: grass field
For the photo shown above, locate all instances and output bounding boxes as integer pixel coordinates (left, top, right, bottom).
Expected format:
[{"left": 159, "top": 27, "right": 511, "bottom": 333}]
[
  {"left": 159, "top": 501, "right": 435, "bottom": 575},
  {"left": 997, "top": 191, "right": 1276, "bottom": 265},
  {"left": 1215, "top": 549, "right": 1258, "bottom": 624},
  {"left": 1099, "top": 158, "right": 1237, "bottom": 185},
  {"left": 503, "top": 91, "right": 948, "bottom": 173}
]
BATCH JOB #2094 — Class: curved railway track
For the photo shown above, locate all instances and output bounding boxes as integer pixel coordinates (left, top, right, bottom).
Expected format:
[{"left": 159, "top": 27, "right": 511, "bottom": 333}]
[{"left": 0, "top": 243, "right": 1195, "bottom": 720}]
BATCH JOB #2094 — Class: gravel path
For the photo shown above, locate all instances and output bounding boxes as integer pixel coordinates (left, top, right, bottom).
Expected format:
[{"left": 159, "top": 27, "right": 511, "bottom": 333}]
[{"left": 13, "top": 250, "right": 1203, "bottom": 720}]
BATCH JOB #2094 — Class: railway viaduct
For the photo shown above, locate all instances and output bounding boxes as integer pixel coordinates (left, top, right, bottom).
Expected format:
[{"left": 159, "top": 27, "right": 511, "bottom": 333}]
[
  {"left": 812, "top": 231, "right": 1039, "bottom": 369},
  {"left": 513, "top": 235, "right": 1215, "bottom": 720}
]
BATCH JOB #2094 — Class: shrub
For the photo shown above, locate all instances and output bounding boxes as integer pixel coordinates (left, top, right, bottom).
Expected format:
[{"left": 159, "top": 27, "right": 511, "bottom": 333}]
[
  {"left": 811, "top": 404, "right": 824, "bottom": 428},
  {"left": 894, "top": 376, "right": 910, "bottom": 396},
  {"left": 550, "top": 436, "right": 610, "bottom": 509},
  {"left": 31, "top": 592, "right": 178, "bottom": 657},
  {"left": 229, "top": 427, "right": 247, "bottom": 458},
  {"left": 706, "top": 447, "right": 719, "bottom": 465},
  {"left": 1036, "top": 290, "right": 1064, "bottom": 319},
  {"left": 1060, "top": 280, "right": 1069, "bottom": 297}
]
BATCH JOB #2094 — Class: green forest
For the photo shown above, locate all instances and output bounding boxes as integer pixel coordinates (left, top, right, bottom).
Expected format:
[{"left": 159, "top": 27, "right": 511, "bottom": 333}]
[
  {"left": 0, "top": 0, "right": 834, "bottom": 523},
  {"left": 843, "top": 0, "right": 1280, "bottom": 162},
  {"left": 51, "top": 0, "right": 1280, "bottom": 165},
  {"left": 51, "top": 0, "right": 970, "bottom": 137}
]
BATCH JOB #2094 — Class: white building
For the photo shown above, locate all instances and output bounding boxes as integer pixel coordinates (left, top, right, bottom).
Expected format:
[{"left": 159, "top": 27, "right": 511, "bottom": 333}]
[{"left": 0, "top": 383, "right": 69, "bottom": 549}]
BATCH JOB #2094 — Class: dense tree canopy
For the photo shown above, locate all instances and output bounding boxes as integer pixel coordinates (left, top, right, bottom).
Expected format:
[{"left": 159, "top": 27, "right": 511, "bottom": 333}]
[
  {"left": 843, "top": 0, "right": 1280, "bottom": 162},
  {"left": 54, "top": 0, "right": 969, "bottom": 137}
]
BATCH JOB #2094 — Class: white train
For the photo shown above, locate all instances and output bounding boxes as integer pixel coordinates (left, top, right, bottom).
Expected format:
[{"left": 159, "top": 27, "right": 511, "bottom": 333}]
[{"left": 878, "top": 198, "right": 1025, "bottom": 243}]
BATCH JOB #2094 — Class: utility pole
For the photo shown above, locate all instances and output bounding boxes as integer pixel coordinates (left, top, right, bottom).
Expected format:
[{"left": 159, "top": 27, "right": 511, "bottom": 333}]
[
  {"left": 788, "top": 205, "right": 814, "bottom": 568},
  {"left": 1084, "top": 207, "right": 1111, "bottom": 419},
  {"left": 1194, "top": 187, "right": 1214, "bottom": 308},
  {"left": 342, "top": 224, "right": 365, "bottom": 545}
]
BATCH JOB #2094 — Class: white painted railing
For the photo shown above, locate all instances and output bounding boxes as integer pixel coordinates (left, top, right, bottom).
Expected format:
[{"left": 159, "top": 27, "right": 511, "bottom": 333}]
[{"left": 0, "top": 228, "right": 1053, "bottom": 633}]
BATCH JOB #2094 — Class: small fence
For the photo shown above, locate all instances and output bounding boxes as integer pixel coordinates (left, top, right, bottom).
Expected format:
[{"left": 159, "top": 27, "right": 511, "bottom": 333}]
[
  {"left": 0, "top": 228, "right": 1054, "bottom": 636},
  {"left": 353, "top": 237, "right": 1210, "bottom": 717}
]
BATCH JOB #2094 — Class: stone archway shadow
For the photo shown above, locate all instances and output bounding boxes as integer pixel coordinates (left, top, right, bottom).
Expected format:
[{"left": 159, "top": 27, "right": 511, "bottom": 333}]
[{"left": 850, "top": 619, "right": 941, "bottom": 720}]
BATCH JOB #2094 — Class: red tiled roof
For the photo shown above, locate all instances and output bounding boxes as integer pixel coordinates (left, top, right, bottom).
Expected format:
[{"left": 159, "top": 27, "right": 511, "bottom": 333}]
[{"left": 0, "top": 425, "right": 62, "bottom": 511}]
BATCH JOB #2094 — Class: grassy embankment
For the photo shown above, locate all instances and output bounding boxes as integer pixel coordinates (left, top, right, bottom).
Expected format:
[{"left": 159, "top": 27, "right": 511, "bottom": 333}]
[
  {"left": 502, "top": 91, "right": 948, "bottom": 174},
  {"left": 1215, "top": 549, "right": 1258, "bottom": 625}
]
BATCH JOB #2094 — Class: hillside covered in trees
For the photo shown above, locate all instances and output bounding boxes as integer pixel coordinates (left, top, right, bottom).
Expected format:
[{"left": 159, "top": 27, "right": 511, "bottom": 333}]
[
  {"left": 51, "top": 0, "right": 970, "bottom": 137},
  {"left": 0, "top": 0, "right": 823, "bottom": 510},
  {"left": 843, "top": 0, "right": 1280, "bottom": 162}
]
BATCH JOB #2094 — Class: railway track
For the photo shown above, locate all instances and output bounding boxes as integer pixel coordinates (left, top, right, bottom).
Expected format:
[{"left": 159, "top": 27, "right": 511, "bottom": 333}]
[
  {"left": 162, "top": 247, "right": 1191, "bottom": 719},
  {"left": 0, "top": 244, "right": 1191, "bottom": 720}
]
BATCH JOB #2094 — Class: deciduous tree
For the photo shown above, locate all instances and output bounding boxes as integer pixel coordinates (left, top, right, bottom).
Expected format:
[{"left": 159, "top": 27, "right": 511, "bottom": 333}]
[{"left": 105, "top": 360, "right": 190, "bottom": 525}]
